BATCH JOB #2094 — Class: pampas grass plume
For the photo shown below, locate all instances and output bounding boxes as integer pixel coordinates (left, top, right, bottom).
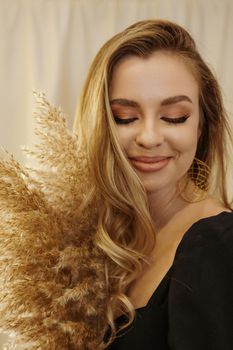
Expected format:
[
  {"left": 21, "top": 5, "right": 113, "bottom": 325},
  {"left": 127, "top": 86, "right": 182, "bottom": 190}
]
[{"left": 0, "top": 93, "right": 108, "bottom": 349}]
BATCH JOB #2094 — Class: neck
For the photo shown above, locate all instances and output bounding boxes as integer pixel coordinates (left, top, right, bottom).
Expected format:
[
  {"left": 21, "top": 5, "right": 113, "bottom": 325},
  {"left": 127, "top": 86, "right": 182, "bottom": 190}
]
[{"left": 147, "top": 185, "right": 189, "bottom": 232}]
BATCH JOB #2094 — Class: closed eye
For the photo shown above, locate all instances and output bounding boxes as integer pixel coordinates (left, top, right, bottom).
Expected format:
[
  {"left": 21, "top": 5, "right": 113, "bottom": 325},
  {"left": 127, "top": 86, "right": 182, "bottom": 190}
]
[
  {"left": 113, "top": 116, "right": 138, "bottom": 124},
  {"left": 161, "top": 115, "right": 190, "bottom": 124}
]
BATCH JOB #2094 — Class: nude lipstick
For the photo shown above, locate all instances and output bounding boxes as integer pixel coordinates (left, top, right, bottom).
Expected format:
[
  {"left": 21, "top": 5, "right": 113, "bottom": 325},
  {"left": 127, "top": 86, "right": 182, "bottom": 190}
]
[{"left": 129, "top": 156, "right": 171, "bottom": 173}]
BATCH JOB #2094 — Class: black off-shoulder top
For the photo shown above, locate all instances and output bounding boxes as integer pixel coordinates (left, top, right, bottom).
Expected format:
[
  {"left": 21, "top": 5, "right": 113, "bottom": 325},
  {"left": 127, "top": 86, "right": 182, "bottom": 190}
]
[{"left": 107, "top": 211, "right": 233, "bottom": 350}]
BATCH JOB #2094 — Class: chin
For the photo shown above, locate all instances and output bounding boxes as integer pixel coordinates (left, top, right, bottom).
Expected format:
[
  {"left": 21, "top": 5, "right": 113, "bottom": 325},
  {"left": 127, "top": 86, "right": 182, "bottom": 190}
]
[{"left": 139, "top": 177, "right": 170, "bottom": 193}]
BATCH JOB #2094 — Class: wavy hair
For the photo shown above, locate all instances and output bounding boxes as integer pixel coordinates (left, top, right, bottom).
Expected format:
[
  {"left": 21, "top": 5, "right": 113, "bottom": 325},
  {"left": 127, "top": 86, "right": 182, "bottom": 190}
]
[{"left": 73, "top": 19, "right": 233, "bottom": 347}]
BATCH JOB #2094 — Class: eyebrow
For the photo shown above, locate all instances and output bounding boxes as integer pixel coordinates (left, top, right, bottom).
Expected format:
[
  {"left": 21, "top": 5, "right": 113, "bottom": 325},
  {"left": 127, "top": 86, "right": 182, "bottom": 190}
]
[{"left": 110, "top": 95, "right": 193, "bottom": 108}]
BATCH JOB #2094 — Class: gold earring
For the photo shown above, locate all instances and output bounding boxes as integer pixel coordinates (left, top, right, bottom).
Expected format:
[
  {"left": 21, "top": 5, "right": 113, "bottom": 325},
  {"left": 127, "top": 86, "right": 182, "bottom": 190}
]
[{"left": 177, "top": 157, "right": 211, "bottom": 203}]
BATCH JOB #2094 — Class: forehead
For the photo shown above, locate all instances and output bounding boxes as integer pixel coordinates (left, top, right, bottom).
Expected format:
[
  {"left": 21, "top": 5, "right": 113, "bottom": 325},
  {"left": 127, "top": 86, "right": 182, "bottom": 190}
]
[{"left": 109, "top": 51, "right": 199, "bottom": 106}]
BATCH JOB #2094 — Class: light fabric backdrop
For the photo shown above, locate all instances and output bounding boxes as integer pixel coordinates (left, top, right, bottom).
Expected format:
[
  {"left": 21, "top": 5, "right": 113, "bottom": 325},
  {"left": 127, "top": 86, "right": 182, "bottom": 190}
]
[{"left": 0, "top": 0, "right": 233, "bottom": 346}]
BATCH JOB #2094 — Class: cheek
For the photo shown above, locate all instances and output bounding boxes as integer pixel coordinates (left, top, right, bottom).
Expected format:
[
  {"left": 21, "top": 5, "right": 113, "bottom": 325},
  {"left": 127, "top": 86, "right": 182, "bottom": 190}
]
[
  {"left": 168, "top": 126, "right": 200, "bottom": 178},
  {"left": 115, "top": 128, "right": 134, "bottom": 149},
  {"left": 168, "top": 124, "right": 199, "bottom": 153}
]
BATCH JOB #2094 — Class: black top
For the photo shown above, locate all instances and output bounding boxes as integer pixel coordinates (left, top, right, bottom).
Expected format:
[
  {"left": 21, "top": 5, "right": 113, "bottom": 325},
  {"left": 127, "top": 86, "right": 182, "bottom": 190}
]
[{"left": 107, "top": 211, "right": 233, "bottom": 350}]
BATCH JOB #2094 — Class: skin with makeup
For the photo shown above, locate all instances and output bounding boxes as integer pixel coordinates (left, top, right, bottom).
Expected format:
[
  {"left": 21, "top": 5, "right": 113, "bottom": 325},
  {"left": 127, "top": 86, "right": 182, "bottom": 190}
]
[{"left": 109, "top": 50, "right": 231, "bottom": 310}]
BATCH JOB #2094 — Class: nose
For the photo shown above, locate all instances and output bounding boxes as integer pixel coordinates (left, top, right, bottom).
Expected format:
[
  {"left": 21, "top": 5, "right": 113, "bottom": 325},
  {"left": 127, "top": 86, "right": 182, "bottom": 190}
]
[{"left": 135, "top": 120, "right": 164, "bottom": 149}]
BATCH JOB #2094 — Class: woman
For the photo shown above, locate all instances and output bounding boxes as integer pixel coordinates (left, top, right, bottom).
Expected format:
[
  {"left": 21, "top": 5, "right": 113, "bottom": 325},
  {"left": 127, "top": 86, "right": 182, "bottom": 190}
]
[
  {"left": 73, "top": 19, "right": 233, "bottom": 348},
  {"left": 0, "top": 19, "right": 232, "bottom": 350}
]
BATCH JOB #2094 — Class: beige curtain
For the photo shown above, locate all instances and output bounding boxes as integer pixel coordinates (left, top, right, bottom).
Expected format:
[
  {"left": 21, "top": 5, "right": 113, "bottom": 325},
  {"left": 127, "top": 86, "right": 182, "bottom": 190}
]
[{"left": 0, "top": 0, "right": 233, "bottom": 345}]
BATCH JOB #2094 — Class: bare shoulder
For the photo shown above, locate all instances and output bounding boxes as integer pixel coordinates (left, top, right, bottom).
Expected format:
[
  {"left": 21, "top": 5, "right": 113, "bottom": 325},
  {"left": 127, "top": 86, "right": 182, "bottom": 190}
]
[{"left": 201, "top": 196, "right": 232, "bottom": 216}]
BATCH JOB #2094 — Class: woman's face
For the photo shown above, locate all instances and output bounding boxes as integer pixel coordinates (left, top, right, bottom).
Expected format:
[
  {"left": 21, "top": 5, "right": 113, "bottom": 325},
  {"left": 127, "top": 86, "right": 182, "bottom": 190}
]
[{"left": 109, "top": 50, "right": 201, "bottom": 194}]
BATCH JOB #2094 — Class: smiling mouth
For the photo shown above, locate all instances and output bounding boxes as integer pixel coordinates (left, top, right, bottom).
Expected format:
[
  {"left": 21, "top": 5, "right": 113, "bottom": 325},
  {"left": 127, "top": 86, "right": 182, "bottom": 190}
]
[{"left": 129, "top": 157, "right": 172, "bottom": 172}]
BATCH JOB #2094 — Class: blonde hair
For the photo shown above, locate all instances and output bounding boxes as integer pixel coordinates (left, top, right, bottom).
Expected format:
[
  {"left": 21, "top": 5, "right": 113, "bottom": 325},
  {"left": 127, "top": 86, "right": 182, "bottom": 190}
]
[{"left": 73, "top": 19, "right": 233, "bottom": 347}]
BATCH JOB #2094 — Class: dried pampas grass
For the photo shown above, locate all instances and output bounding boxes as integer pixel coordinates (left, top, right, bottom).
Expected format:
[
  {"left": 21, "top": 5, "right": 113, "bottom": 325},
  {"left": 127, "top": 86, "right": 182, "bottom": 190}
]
[{"left": 0, "top": 93, "right": 108, "bottom": 349}]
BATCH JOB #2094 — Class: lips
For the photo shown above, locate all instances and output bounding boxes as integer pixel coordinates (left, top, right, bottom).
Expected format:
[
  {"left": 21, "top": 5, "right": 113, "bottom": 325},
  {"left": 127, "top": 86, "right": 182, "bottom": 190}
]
[
  {"left": 129, "top": 156, "right": 170, "bottom": 163},
  {"left": 129, "top": 156, "right": 172, "bottom": 172}
]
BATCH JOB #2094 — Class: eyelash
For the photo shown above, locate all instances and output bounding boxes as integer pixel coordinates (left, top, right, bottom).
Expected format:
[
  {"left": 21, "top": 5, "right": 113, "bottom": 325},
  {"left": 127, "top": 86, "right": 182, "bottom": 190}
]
[{"left": 113, "top": 115, "right": 190, "bottom": 125}]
